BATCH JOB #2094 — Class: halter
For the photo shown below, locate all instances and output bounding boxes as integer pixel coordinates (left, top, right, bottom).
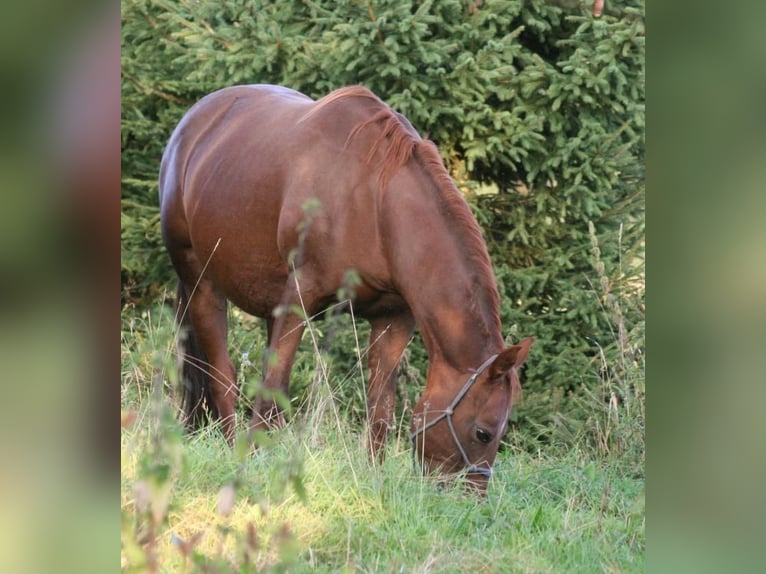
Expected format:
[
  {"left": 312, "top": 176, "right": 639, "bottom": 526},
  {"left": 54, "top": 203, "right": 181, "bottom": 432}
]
[{"left": 409, "top": 354, "right": 499, "bottom": 481}]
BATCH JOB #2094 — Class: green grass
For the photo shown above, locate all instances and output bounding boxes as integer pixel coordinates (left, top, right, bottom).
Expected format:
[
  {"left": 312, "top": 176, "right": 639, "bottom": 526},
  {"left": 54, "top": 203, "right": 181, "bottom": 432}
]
[
  {"left": 121, "top": 301, "right": 644, "bottom": 573},
  {"left": 122, "top": 413, "right": 643, "bottom": 573}
]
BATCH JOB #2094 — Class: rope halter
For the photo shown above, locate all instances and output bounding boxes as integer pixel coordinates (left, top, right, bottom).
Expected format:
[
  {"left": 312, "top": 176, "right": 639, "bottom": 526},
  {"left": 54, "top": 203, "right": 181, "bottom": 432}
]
[{"left": 409, "top": 353, "right": 499, "bottom": 481}]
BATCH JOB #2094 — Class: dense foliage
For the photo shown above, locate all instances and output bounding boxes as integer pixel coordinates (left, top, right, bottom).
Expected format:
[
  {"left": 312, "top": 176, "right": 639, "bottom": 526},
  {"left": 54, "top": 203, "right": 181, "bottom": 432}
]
[{"left": 121, "top": 0, "right": 644, "bottom": 445}]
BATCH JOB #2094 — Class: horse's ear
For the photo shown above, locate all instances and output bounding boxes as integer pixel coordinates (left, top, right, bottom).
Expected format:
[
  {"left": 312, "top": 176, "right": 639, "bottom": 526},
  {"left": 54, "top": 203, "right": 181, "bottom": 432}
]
[{"left": 488, "top": 337, "right": 535, "bottom": 381}]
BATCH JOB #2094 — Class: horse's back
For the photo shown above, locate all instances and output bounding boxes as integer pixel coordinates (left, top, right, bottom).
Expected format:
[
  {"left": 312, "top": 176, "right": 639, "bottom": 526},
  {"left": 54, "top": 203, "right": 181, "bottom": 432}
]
[
  {"left": 159, "top": 83, "right": 380, "bottom": 229},
  {"left": 158, "top": 85, "right": 395, "bottom": 317},
  {"left": 160, "top": 84, "right": 312, "bottom": 198}
]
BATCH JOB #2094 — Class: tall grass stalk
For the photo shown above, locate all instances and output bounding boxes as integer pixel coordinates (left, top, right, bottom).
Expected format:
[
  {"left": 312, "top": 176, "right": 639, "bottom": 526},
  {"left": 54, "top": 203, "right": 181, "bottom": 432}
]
[{"left": 580, "top": 221, "right": 645, "bottom": 476}]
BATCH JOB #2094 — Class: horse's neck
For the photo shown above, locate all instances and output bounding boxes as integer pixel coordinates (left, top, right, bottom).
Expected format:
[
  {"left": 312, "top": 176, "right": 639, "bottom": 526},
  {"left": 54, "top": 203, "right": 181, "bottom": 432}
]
[
  {"left": 418, "top": 260, "right": 504, "bottom": 370},
  {"left": 383, "top": 165, "right": 504, "bottom": 370}
]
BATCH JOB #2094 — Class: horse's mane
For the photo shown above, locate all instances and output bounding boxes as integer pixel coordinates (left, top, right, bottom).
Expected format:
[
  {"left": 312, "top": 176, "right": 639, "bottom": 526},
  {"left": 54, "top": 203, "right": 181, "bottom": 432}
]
[
  {"left": 300, "top": 86, "right": 420, "bottom": 190},
  {"left": 303, "top": 86, "right": 501, "bottom": 335},
  {"left": 415, "top": 139, "right": 502, "bottom": 338}
]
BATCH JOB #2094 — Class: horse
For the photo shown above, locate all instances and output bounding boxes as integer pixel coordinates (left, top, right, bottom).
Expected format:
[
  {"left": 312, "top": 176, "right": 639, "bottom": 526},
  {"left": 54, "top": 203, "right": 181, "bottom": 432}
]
[{"left": 159, "top": 84, "right": 534, "bottom": 489}]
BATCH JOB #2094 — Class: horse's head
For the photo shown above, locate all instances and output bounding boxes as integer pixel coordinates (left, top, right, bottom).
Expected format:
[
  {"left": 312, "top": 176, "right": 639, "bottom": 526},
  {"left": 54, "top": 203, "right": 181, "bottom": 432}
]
[{"left": 410, "top": 337, "right": 534, "bottom": 491}]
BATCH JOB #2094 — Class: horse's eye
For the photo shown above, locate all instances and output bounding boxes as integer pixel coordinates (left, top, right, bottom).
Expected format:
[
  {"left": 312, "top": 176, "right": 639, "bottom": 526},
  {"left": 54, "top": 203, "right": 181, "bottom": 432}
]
[{"left": 475, "top": 428, "right": 492, "bottom": 444}]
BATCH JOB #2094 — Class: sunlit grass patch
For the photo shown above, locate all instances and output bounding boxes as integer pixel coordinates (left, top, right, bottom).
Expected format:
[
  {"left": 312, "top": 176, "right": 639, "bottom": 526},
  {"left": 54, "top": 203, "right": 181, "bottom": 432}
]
[{"left": 122, "top": 401, "right": 644, "bottom": 572}]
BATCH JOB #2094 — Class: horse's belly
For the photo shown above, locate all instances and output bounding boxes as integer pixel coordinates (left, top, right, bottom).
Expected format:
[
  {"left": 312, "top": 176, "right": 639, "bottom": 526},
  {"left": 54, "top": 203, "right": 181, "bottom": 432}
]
[
  {"left": 221, "top": 269, "right": 287, "bottom": 318},
  {"left": 200, "top": 241, "right": 288, "bottom": 318},
  {"left": 351, "top": 288, "right": 409, "bottom": 318}
]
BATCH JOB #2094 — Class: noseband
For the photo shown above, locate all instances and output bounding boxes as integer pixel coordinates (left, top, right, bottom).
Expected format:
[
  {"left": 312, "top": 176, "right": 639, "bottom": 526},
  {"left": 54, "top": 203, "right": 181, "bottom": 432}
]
[{"left": 409, "top": 354, "right": 499, "bottom": 481}]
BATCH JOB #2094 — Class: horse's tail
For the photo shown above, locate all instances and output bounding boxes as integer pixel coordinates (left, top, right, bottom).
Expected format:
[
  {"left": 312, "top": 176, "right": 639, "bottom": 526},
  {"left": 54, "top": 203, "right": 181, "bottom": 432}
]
[{"left": 174, "top": 281, "right": 218, "bottom": 429}]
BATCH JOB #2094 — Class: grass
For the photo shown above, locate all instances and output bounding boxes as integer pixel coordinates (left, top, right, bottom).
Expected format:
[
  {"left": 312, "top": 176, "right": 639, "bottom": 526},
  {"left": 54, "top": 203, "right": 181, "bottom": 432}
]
[
  {"left": 121, "top": 298, "right": 644, "bottom": 573},
  {"left": 121, "top": 418, "right": 644, "bottom": 572},
  {"left": 121, "top": 422, "right": 644, "bottom": 572}
]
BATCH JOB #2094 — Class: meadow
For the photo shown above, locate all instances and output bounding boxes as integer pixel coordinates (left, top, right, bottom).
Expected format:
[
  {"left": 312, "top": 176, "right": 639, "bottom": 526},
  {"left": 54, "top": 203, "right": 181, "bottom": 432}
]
[{"left": 121, "top": 297, "right": 644, "bottom": 573}]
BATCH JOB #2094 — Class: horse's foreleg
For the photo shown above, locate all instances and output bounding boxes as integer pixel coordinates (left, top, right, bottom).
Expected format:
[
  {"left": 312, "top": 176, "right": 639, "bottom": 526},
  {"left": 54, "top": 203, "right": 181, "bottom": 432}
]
[{"left": 366, "top": 312, "right": 416, "bottom": 461}]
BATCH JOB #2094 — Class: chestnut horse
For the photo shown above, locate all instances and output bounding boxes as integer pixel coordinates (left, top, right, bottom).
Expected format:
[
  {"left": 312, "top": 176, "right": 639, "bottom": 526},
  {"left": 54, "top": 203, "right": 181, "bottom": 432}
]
[{"left": 159, "top": 84, "right": 534, "bottom": 489}]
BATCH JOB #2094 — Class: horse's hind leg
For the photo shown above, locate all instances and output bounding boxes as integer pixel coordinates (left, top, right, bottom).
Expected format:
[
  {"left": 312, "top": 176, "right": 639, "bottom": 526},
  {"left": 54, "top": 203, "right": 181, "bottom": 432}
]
[
  {"left": 187, "top": 283, "right": 237, "bottom": 442},
  {"left": 174, "top": 250, "right": 238, "bottom": 443}
]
